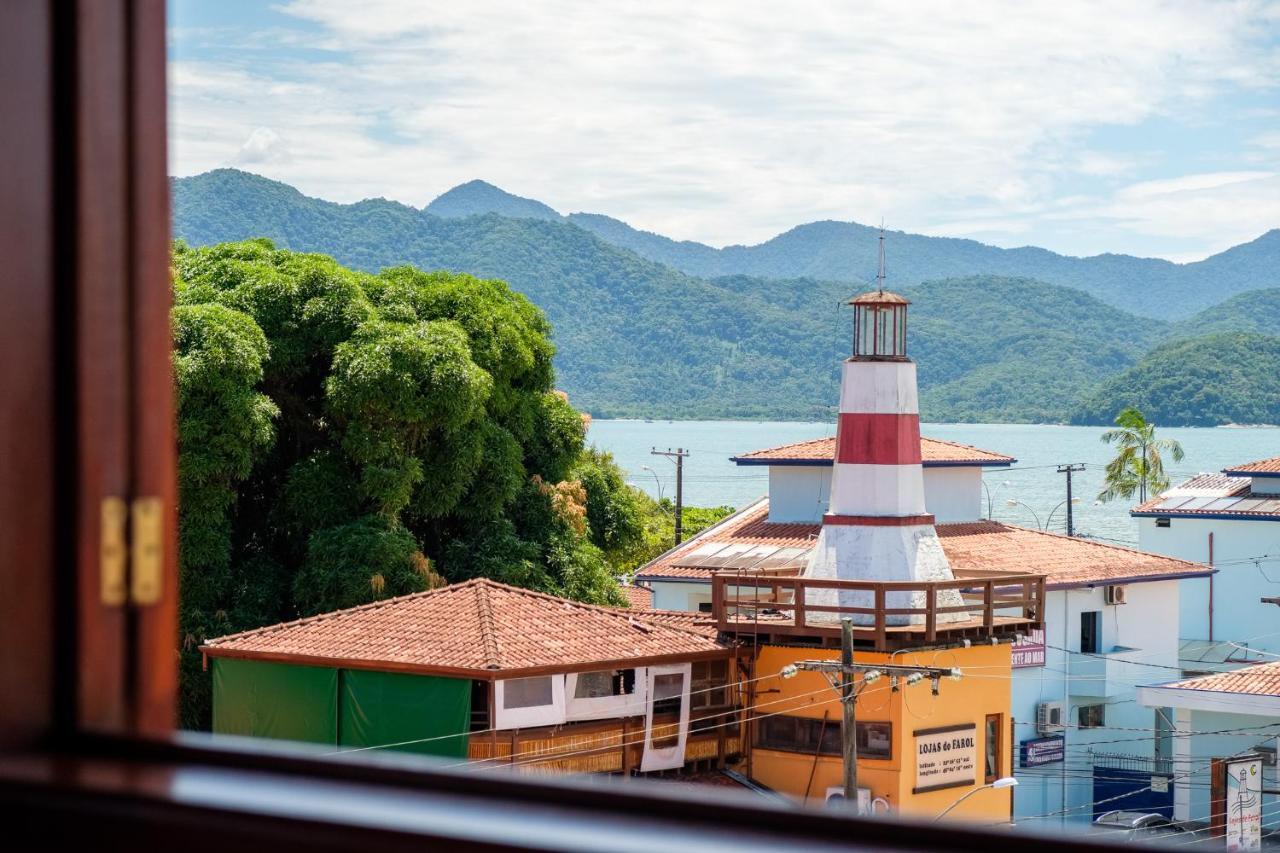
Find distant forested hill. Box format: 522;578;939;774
1072;333;1280;427
569;214;1280;321
1169;289;1280;339
172;169;1276;425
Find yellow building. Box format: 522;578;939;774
711;564;1042;822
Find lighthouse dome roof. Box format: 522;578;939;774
848;289;909;306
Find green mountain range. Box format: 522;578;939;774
172;169;1280;425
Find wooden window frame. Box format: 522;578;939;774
0;3;1135;849
984;713;1003;784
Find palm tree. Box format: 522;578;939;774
1097;407;1185;504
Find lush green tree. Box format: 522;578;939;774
173;241;631;728
1097;407;1185;504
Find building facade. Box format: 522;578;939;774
1134;457;1280;667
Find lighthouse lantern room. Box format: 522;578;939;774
851;289;909;360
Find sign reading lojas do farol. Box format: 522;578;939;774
913;723;978;794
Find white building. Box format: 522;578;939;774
1134;456;1280;668
636;436;1212;823
1139;661;1280;831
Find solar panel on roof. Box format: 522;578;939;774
720;545;782;571
1154;497;1192;510
755;546;811;570
700;543;758;568
1230;498;1269;512
1202;497;1244;511
672;542;732;568
1251;499;1280;514
1178;497;1217;510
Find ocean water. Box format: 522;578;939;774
587;420;1280;547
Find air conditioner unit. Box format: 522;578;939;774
1104;584;1127;605
1037;700;1065;735
825;786;872;814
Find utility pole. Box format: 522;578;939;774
651;447;689;545
784;618;963;814
840;619;858;803
1056;464;1085;536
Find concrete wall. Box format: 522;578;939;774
766;465;984;525
1137;515;1280;653
1175;709;1280;828
1010;581;1184;824
648;579;712;612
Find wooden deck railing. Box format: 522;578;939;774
711;569;1044;648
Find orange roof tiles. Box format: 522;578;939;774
731;435;1014;466
935;521;1211;587
636;498;1211;588
202;578;730;677
1164;661;1280;696
620;584;653;609
1225;456;1280;475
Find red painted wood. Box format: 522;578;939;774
74;0;131;732
834;412;922;465
0;0;55;748
822;513;936;527
128;0;177;735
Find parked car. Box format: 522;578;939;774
1092;811;1187;844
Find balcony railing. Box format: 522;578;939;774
711;569;1045;650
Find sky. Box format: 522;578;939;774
169;1;1280;262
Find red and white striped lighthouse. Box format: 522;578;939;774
803;234;968;625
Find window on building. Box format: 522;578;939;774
1156;517;1171;528
756;715;891;760
1080;610;1101;654
984;714;1003;782
470;680;490;731
572;669;636;699
650;673;686;749
697;602;713;613
503;676;554;709
1078;704;1105;728
690;659;729;710
1154;707;1174;762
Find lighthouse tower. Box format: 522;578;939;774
803;233;968;625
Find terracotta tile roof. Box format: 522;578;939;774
620;584;653;609
1133;472;1280;519
637;498;818;579
731;435;1015;466
935;521;1211;587
1224;455;1280;475
202;579;729;677
623;609;721;640
1163;660;1280;696
636;499;1211;588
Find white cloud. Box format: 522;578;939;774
169;0;1280;258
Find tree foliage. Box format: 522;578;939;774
1095;407;1185;505
173;241;636;728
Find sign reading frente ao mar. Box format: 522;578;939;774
1012;628;1045;668
913;723;977;794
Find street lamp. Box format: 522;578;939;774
1004;498;1042;531
1044;498;1082;534
640;465;664;501
934;777;1018;821
982;479;1013;520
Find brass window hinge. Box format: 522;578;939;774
100;496;128;606
130;497;163;605
100;496;164;607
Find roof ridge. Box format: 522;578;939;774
474;579;502;670
987;520;1209;570
204;578;479;647
467;577;722;645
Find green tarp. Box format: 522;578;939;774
212;658;338;744
339;668;471;758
